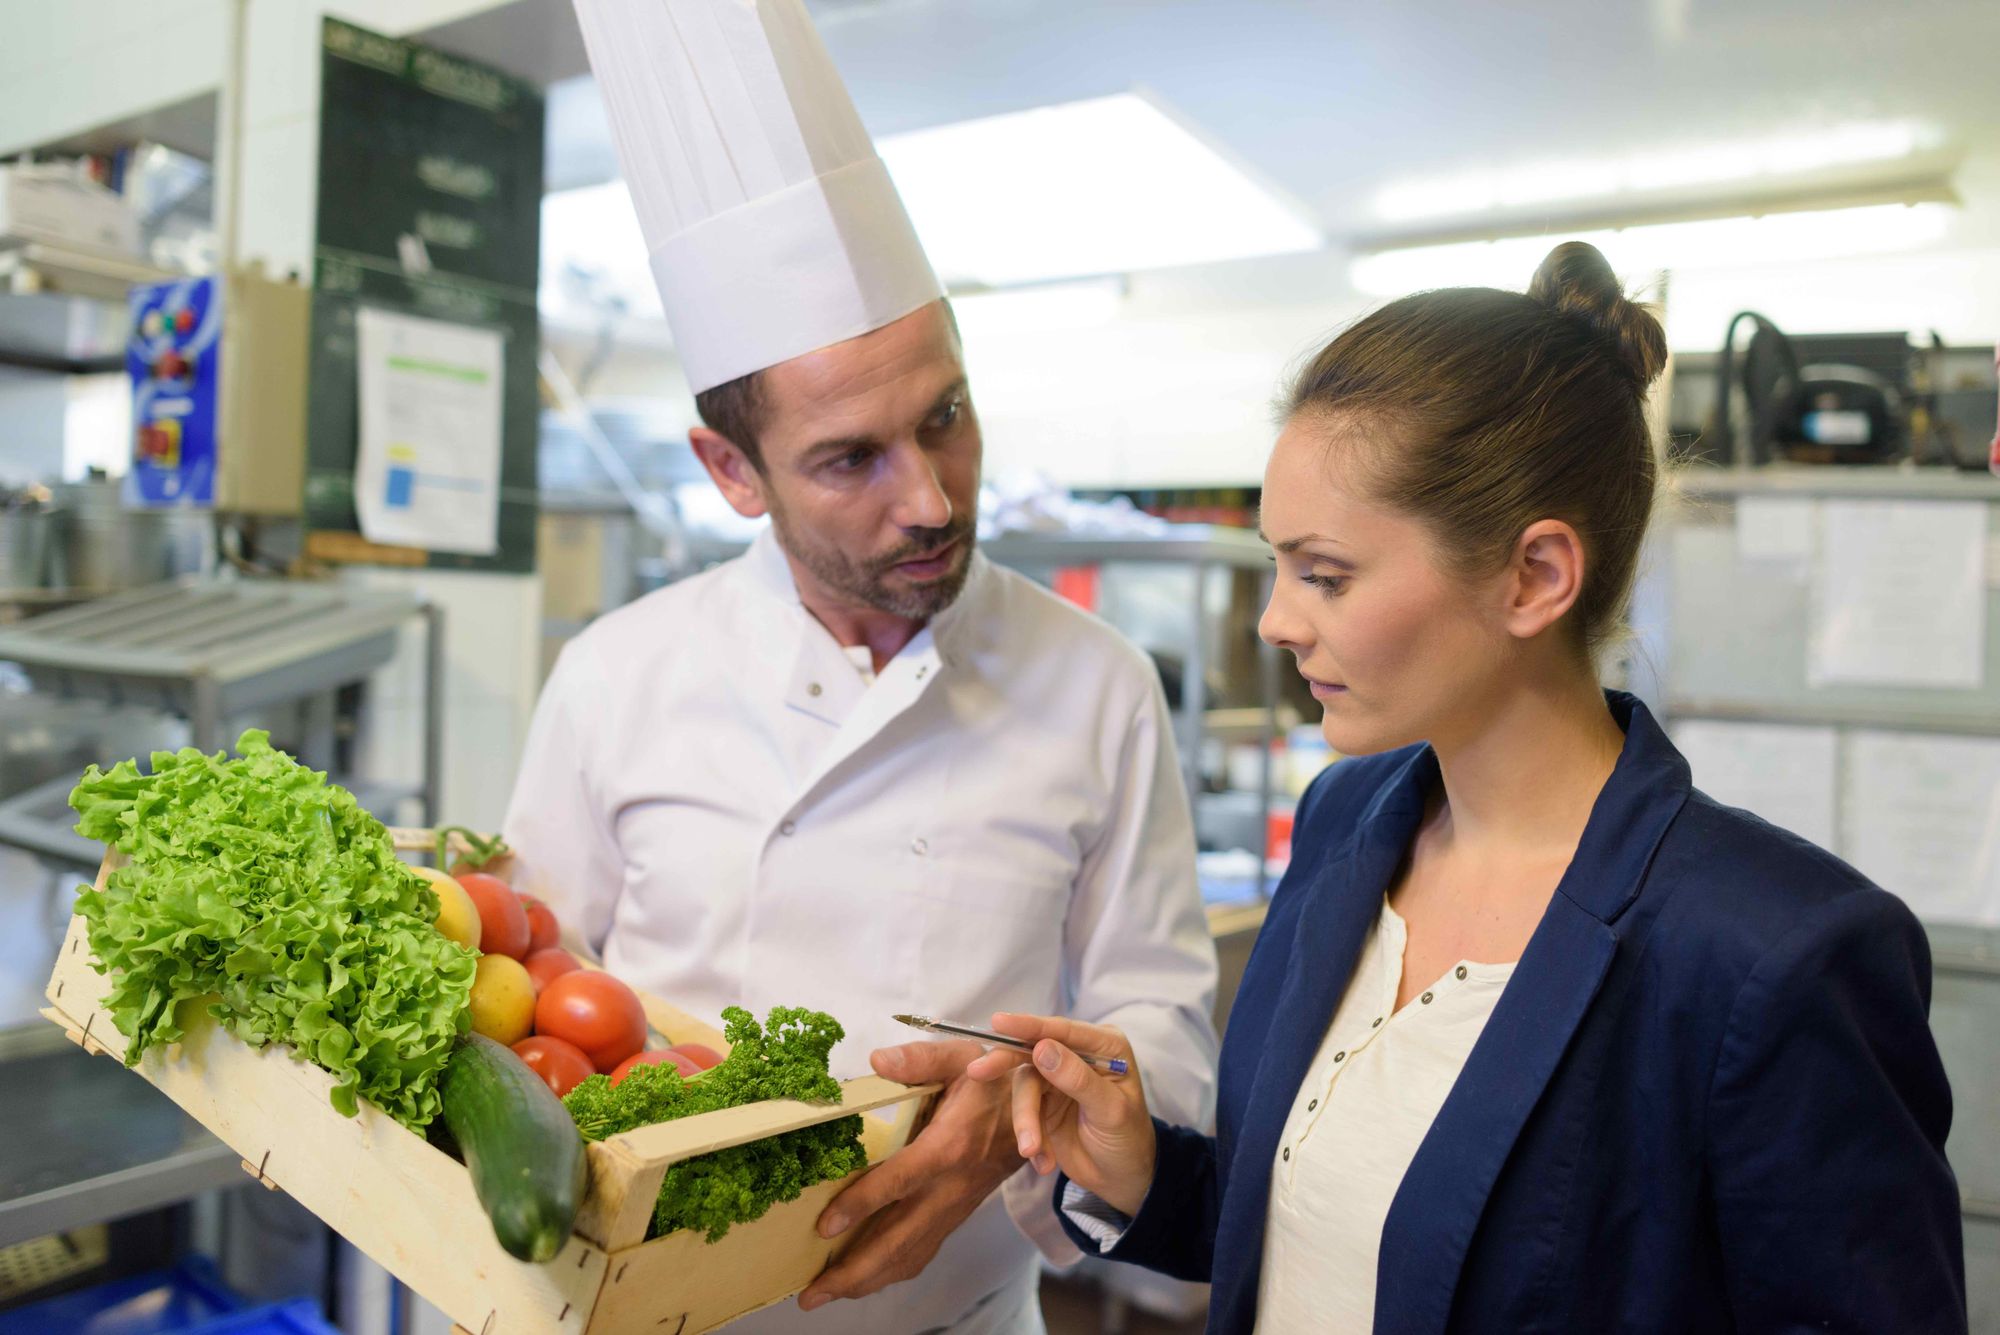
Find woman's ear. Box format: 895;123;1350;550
1503;519;1586;639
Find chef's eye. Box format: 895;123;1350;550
926;400;961;432
832;446;874;473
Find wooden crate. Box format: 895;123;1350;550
42;835;937;1335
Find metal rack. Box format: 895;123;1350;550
0;576;444;867
982;526;1286;898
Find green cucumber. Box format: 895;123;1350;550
440;1033;587;1263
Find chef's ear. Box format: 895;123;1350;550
690;426;771;519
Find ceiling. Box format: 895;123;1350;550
422;0;2000;246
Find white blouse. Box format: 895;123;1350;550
1256;900;1514;1331
1064;899;1514;1333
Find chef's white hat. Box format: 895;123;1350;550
573;0;944;394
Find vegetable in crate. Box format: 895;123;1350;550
441;1033;588;1263
68;731;477;1130
564;1005;868;1242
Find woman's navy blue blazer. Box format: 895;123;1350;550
1060;692;1965;1332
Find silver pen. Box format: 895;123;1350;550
893;1014;1130;1077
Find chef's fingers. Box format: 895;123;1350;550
990;1012;1135;1065
1029;1039;1128;1128
870;1038;983;1087
815;1138;927;1240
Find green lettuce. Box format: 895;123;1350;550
69;730;475;1129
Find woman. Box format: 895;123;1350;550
957;243;1965;1332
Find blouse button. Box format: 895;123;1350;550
1420;991;1434;1005
1282;1147;1291;1161
1371;1016;1383;1027
1332;1051;1345;1063
1455;965;1468;980
1308;1098;1318;1111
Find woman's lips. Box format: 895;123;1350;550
1306;678;1347;700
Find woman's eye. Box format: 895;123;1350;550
1304;572;1349;597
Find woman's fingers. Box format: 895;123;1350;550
991;1013;1135;1065
1030;1039;1131;1127
1010;1063;1044;1159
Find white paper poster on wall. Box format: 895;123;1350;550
1672;719;1838;852
355;307;504;556
1842;729;2000;926
1807;499;1984;690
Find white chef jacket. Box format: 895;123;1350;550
502;529;1219;1335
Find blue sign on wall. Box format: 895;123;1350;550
127;275;220;506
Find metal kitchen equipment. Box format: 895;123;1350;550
0;575;442;866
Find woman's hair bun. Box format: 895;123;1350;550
1527;241;1668;391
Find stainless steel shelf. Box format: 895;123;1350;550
1675;463;2000;503
0;1026;239;1248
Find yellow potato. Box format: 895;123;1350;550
468;954;535;1045
414;865;481;952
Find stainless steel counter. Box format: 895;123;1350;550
0;1025;239;1248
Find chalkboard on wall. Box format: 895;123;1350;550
303;17;542;574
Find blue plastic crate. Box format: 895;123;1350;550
0;1258;242;1335
185;1300;339;1335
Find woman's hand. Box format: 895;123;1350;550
965;1013;1157;1219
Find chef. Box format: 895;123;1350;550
504;2;1219;1331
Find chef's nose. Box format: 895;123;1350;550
887;443;953;531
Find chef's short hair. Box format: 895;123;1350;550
693;300;960;474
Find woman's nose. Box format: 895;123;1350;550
1259;582;1308;654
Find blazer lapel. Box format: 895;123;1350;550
1212;758;1433;1320
1374;693;1691;1335
1373;896;1617;1335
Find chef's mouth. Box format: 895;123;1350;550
892;537;963;577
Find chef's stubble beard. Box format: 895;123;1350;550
767;499;976;621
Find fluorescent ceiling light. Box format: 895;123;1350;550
878;93;1321;288
1349;202;1954;297
1373;121;1933;224
953;277;1126;338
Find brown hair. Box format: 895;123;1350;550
1285;240;1668;655
694;371;769;471
691;299;963;473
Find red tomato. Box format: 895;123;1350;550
518;893;560;954
511;1035;595;1098
458;872;529;959
610;1048;702;1086
668;1043;723;1071
535;971;647;1072
522;947;580;993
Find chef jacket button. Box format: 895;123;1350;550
1455;965;1468;980
911;837;928;856
1282;1147;1291;1161
1307;1098;1318;1111
808;682;823;697
1332;1051;1345;1063
1371;1016;1383;1027
1420;991;1434;1005
780;821;797;837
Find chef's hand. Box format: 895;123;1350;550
965;1013;1157;1219
798;1039;1020;1312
